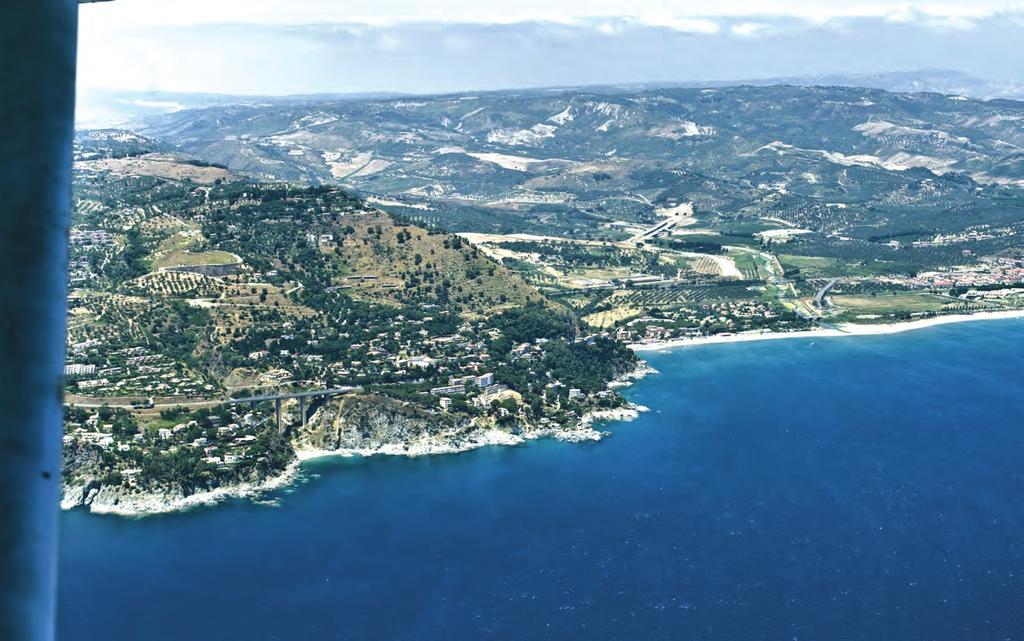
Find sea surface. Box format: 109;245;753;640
59;320;1024;641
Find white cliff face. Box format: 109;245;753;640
294;394;543;458
295;394;455;453
294;393;645;461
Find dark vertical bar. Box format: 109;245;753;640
0;1;78;640
275;399;282;434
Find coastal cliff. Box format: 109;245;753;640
61;434;298;516
61;386;643;516
293;393;614;459
295;394;465;454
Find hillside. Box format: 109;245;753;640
63;140;640;513
120;85;1024;341
70;139;556;390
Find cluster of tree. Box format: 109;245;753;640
181;158;229;170
501;240;639;268
99;227;149;283
133;425;291;495
491;303;574;345
494;337;637;405
654;238;725;255
66;405;140;438
949;281;1024;297
539;338;637;393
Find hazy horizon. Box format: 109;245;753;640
75;66;1024;129
80;2;1024;93
74;0;1024;126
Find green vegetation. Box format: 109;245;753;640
155;249;240;269
64;158;647;509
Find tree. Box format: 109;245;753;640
112;413;138;438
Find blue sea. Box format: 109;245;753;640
59;320;1024;641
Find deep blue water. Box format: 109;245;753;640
59;320;1024;641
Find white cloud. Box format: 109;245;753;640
637;14;722;34
928;15;980;29
884;5;980;28
74;0;1024;96
595;20;625;35
731;22;770;37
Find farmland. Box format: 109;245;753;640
155;249;241;269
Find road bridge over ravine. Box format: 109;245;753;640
227;387;362;434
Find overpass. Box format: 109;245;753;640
227;387;362;434
815;279;839;309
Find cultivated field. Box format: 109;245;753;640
583;306;641;328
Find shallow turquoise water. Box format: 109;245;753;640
59;320;1024;640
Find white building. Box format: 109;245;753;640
407;356;436;369
431;384;465;396
64;363;96;376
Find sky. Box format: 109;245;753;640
78;0;1023;26
76;1;1024;98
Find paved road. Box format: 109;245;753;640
65;386;362;411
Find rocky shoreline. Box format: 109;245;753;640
294;423;607;463
60;427;611;517
62;407;650;518
608;360;659;389
62;360;660;517
61;459;303;517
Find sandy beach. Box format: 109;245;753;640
629;309;1024;352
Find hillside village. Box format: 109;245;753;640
62;141;641;512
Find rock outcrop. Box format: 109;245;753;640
294;393;481;456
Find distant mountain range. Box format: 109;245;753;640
727;70;1024;102
76;89;409;129
107;81;1024;270
77;70;1024;129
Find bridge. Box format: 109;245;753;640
226;387;362;433
815;279;839;309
